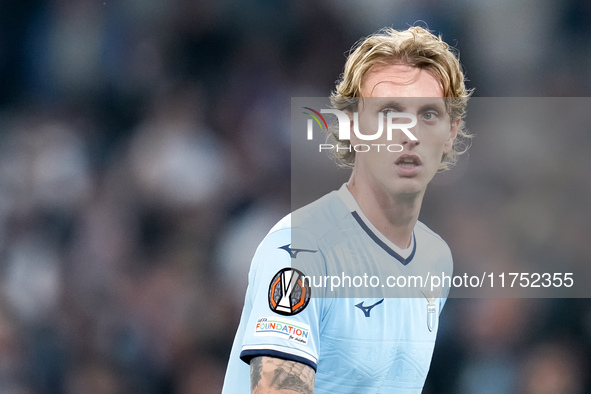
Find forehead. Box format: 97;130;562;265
360;64;444;98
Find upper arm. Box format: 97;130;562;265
239;228;324;372
250;356;315;394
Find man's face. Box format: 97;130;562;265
350;64;459;197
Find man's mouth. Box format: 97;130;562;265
395;155;422;168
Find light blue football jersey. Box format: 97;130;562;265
222;185;452;393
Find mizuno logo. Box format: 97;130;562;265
355;299;384;317
279;244;317;259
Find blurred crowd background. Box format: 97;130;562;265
1;0;591;393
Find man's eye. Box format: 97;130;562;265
422;112;438;121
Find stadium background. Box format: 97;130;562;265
0;0;590;392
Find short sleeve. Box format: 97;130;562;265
239;226;326;372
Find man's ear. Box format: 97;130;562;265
444;118;460;154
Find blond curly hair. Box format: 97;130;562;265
329;26;473;171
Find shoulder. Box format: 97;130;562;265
248;190;347;276
265;190;349;242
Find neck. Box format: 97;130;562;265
346;176;424;249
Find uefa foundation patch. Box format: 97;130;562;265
254;317;310;345
268;268;310;316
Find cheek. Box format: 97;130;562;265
428;126;454;150
419;129;452;165
355;148;392;171
359;114;386;136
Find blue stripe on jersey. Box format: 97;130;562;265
240;349;318;372
351;211;416;265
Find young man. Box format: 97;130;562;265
222;26;472;393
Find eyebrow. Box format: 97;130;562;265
417;102;445;113
378;100;405;112
373;99;445;113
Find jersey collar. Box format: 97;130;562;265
336;184;416;266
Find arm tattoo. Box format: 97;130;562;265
250;356;315;393
250;357;263;392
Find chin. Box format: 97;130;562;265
388;179;425;196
